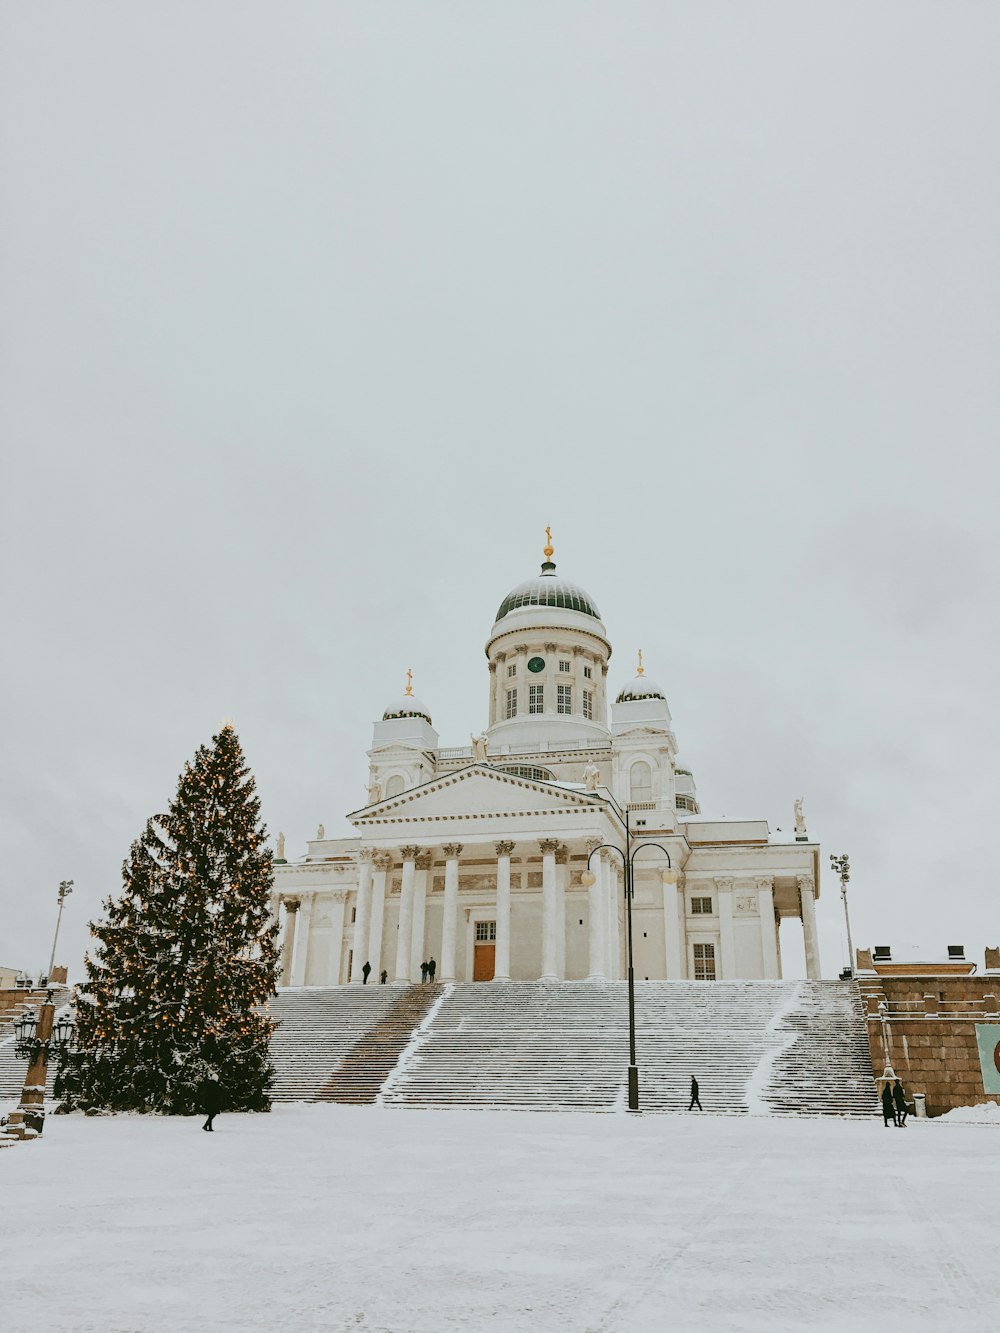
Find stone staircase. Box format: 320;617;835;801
270;980;879;1117
268;985;441;1103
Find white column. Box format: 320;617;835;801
290;892;314;986
351;850;374;984
409;855;430;981
440;843;463;981
279;899;298;987
606;861;622;979
394;848;418;984
328;890;348;984
555;846;568;980
367;853;390;979
799;875;822;980
756;876;780;980
494;841;514;982
540;839;559;980
585;840;607;981
716;877;736;979
664;873;682;979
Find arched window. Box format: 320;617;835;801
384;775;405;799
629;760;653;804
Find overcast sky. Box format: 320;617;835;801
2;4;998;981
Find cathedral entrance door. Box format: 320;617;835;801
473;944;496;982
473;921;497;981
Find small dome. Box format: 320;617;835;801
616;675;666;704
382;695;432;725
495;562;601;623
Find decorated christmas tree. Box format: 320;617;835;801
56;724;280;1113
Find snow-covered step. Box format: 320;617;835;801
268;979;879;1118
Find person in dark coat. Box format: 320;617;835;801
881;1083;896;1127
380;969;387;985
689;1076;703;1111
420;961;429;983
198;1077;225;1132
361;960;371;985
893;1081;909;1127
428;957;436;982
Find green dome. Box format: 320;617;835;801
495;562;601;623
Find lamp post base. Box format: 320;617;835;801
627;1064;640;1113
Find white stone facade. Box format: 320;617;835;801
273;548;823;986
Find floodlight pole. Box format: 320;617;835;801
829;855;854;976
47;879;74;978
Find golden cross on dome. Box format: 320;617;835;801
405;668;413;697
543;526;554;559
636;650;645;677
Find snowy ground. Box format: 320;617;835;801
2;1105;997;1332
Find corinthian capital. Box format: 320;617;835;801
442;843;464;859
400;846;421;861
798;875;815;897
539;839;560;855
495;840;515;857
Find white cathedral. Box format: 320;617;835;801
272;537;823;988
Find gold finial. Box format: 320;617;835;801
405;668;413;697
543;526;554;560
636;650;644;677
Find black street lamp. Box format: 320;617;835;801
4;993;75;1140
583;805;675;1114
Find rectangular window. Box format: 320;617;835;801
559;659;571;673
582;689;593;720
583;665;593;679
507;663;516;677
475;920;497;942
505;688;517;719
557;684;572;714
529;684;544;714
693;943;716;981
691;897;713;915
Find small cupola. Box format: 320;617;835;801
615;650;666;703
382;669;433;725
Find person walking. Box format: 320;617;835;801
420;961;429;983
688;1076;703;1111
428;957;437;982
380;969;387;985
197;1076;225;1132
881;1082;895;1127
361;960;371;985
893;1080;909;1127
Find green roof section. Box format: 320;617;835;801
495;563;601;623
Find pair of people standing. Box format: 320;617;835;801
881;1080;909;1126
419;959;437;983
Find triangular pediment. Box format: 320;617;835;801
348;764;606;826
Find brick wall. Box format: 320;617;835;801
860;975;1000;1117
